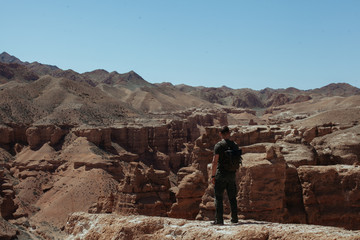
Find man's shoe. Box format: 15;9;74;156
231;219;238;224
211;221;224;225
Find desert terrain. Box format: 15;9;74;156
1;52;360;239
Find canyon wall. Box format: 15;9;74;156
0;113;360;239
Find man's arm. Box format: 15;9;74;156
211;154;219;184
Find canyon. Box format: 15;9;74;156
1;52;360;239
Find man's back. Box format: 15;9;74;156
214;139;241;174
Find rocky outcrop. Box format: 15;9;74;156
91;162;172;217
277;141;316;167
232;126;284;146
0;124;69;151
300;122;340;144
189;127;220;179
237;145;287;222
298;165;360;230
311;125;360;165
72;128;112;150
0;148;17;221
0;158;23;240
65;212;360;240
168;166;206;219
0;169;17;220
26;125;68;149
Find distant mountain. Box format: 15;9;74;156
0;74;137;125
0;52;154;89
1;51;359;124
174;82;360;108
0;52;60;75
0;52;213;124
308;83;360;97
83;70;153;90
0;52;23;64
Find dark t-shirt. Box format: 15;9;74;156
214;139;238;177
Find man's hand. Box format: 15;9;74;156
211;154;219;185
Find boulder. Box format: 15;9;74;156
111;127;151;155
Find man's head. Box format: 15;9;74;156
219;126;230;139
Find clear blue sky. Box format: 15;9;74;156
1;0;359;90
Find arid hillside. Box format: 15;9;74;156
0;52;214;120
1;52;360;239
174;82;360;108
1;51;359;124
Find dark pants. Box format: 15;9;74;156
214;172;238;223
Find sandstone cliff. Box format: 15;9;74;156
1;118;359;239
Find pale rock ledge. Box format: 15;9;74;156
65;212;360;240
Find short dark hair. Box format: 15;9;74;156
220;126;230;134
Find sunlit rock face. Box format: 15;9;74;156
1;117;360;239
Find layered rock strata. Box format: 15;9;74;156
196;124;360;230
0;118;359;239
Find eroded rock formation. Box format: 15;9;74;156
0;116;359;239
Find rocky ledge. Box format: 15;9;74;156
65;212;360;240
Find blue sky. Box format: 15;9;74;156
1;0;359;90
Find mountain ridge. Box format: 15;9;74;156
1;51;359;122
1;51;359;92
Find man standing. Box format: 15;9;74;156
211;126;239;225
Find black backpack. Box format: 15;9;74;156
220;140;242;172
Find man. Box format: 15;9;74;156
211;126;239;225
